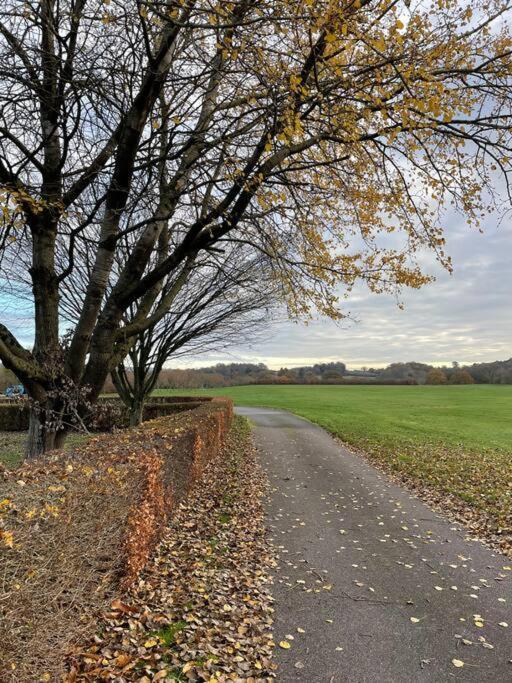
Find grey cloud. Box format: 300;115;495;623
1;219;510;371
183;220;511;369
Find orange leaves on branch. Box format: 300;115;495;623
211;0;512;320
2;0;512;334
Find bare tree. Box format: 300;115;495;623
0;0;511;456
112;249;276;425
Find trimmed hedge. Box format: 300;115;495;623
90;400;203;431
0;403;29;430
98;395;212;405
142;401;202;420
0;397;233;682
0;396;204;431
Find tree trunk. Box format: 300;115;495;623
129;399;144;426
25;406;62;459
54;428;68;450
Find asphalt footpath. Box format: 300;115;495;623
236;406;512;683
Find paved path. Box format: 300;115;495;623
236;407;512;683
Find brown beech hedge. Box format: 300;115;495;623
0;395;212;431
0;397;233;681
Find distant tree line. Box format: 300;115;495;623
7;358;512;395
381;360;512;385
100;358;512;390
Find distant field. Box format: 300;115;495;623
156;384;512;452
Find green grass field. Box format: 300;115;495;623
156;384;512;452
157;384;512;546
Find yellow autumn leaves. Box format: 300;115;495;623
0;499;14;548
0;529;14;548
71;0;512;328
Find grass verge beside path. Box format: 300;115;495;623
346;438;511;556
157;385;512;555
69;416;276;682
156;384;512;451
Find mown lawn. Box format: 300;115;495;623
0;432;27;468
156;384;512;548
0;432;96;468
156;384;512;452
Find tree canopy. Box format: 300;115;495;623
0;0;511;453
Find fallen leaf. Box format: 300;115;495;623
111;599;138;614
114;654;131;667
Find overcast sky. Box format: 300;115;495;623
1;209;510;371
178;212;512;370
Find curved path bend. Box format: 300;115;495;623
236;407;512;683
